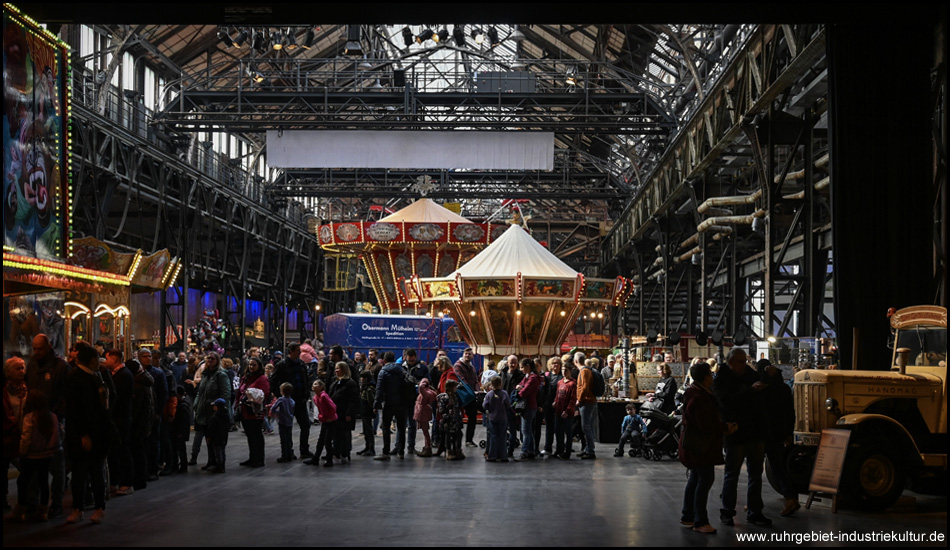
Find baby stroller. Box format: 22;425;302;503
640;408;682;461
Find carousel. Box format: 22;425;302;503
317;199;501;314
403;224;633;357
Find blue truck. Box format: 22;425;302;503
321;313;481;368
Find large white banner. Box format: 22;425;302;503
266;131;554;170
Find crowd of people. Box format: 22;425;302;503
5;334;799;536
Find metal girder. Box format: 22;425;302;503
152;57;676;133
604;24;826;264
270;167;622;201
157;90;673;133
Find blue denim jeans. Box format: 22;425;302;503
578;403;597;454
488;419;507;460
721;440;765;517
683;464;715;526
520;408;537;457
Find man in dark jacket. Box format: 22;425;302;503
129;354;155;490
105;349;135;495
757;358;799;517
373;352;408;460
139;349;168;481
269;343;314;458
713;347;771;527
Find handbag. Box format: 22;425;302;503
456;379;476;407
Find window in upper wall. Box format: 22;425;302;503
144;66;156;110
122;51;134;92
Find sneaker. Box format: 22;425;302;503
746;512;772;526
720;512;734;526
680;518;694;526
465;441;477;447
692;524;717;534
613;449;624;457
90;509;105;524
374;454;391;461
580;453;596;460
66;509;83;523
780;498;801;517
115;486;134;496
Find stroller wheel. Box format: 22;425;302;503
652;450;662;461
628;449;638;458
642;448;653;460
479;440;486;449
669;449;679;459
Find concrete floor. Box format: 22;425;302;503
3;424;947;547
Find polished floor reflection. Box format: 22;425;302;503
4;424;947;547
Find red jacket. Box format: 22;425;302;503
553;379;577;417
678;385;725;469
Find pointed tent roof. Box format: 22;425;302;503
455;224;578;278
378;198;471;224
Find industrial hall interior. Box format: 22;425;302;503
2;2;947;548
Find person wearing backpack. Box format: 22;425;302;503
574;351;598;459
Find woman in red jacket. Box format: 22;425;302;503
679;362;735;534
552;364;577;460
235;358;270;468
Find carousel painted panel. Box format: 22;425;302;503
523;278;575;299
463;279;516;299
366;222;402;243
421;280;458;301
582;279;615;302
402;278;423;304
451;223;486;243
318;225;334;246
334;222;363;244
406;222;446;243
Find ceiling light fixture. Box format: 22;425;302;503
471;28;485;44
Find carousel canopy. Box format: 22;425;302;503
378;198;471;224
455;224;577;279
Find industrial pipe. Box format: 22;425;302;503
696;209;765;233
697;189;762;214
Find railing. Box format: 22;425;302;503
70;70;312;229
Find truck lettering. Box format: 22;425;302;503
862;386;918;395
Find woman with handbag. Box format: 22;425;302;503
235;357;269;468
679;362;736;534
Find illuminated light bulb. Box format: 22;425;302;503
515;309;522;316
469;309;476;317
